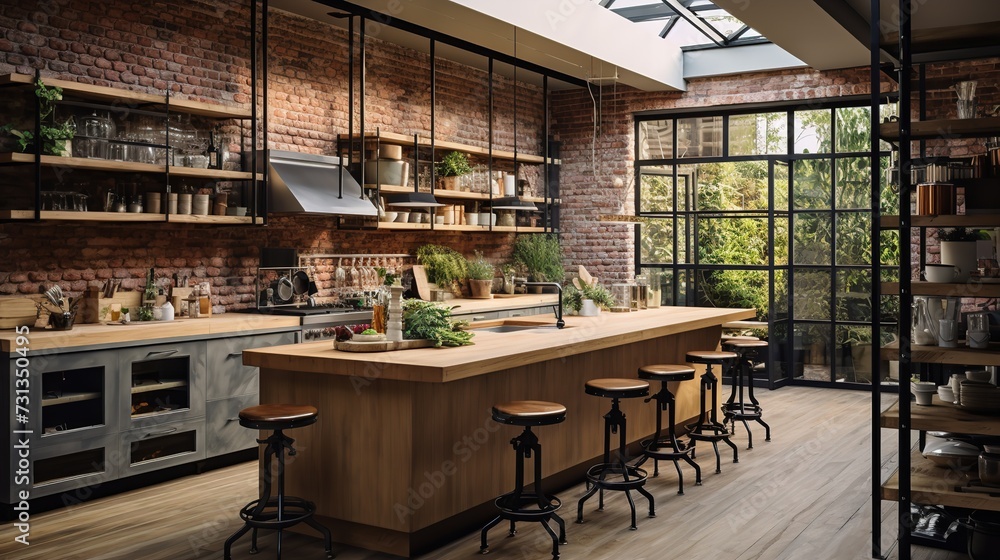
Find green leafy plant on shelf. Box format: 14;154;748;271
402;299;474;347
416;244;467;294
512;234;565;282
0;79;75;156
562;283;615;313
938;227;980;242
435;151;472;177
465;251;495;280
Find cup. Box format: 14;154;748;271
968;329;991;349
938;319;958;347
467;212;479;226
167;192;178;215
177;193;192;215
145;192;161;214
192;194;210;215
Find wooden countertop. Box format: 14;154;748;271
445;293;558;314
244;306;755;383
0;313;300;352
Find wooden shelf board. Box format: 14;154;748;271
434;224;491;232
882;23;1000;58
880;340;1000;366
168;214;261;225
0;210;164;222
41;391;102;407
368;185;559;205
880;214;1000;228
882;281;1000;298
339;133;554;164
0;152;257;179
881;395;1000;434
130;379;188;394
879;116;1000;141
0;73;250;119
881;449;1000;510
377;222;432;230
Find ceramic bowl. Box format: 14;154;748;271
381;211;398;222
937;386;955;403
351;333;386;343
395;212;410;223
966;370;993;383
922;438;979;470
924;264;959;283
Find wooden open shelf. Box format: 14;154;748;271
0;210;262;224
882;448;1000;510
368;184;559;204
882;281;1000;298
377;221;432;230
0;152;258;180
882;22;1000;59
168;214;262;225
41;391;102;407
0;73;251;119
881;395;1000;434
340;131;560;165
880;214;1000;228
879;116;1000;141
131;379;188;394
880;340;1000;366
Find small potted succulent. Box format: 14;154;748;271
563;273;614;316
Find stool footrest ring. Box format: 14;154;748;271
238;497;317;530
495;493;562;521
584;464;649;491
641;438;694;460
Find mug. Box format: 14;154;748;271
923;264;959;283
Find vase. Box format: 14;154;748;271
579;299;600;317
940;240;977;282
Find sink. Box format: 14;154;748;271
473;324;566;333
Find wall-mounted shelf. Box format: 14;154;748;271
0;152;259;180
881;281;1000;298
880;340;1000;366
369;184;559;204
0;209;262;224
339;131;560;164
880;214;1000;228
881;396;1000;434
879;116;1000;141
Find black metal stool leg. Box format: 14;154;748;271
673;460;685;495
480;514;503;553
682;453;703;485
758;417;772;441
224;524;252;560
552;511;567;544
540;517;561;560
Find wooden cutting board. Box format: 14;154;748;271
411;264;431;300
334;338;436;352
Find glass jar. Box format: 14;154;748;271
611;283;631;312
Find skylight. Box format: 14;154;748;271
596;0;769;50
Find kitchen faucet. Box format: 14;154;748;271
524;282;565;329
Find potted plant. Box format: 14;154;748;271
465;251;495;299
938;226;980;282
416;244;467;296
436;151;472;191
0;79;75;157
563;282;615;316
512;234;565;287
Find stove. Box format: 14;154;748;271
252;305;373;339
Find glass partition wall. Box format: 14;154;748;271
635;99;896;387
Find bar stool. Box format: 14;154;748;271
224;404;333;560
481;401;568;559
577;378;654;530
684;351;740;474
633;364;701;495
721;339;771;449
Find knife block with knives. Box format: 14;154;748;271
81;285;142;323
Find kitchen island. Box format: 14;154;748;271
243;305;755;556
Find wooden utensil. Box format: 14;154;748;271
412;265;431;300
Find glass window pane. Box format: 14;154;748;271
795;323;832;381
880;156;897;215
835;106;871;153
774;161;789;211
836;212;871;265
729;112;787;155
693;161;769;211
880;229;900;268
638;165;673;213
836;157;871;210
793;212;832;265
639;119;672;160
793;159;831;210
772;270;788;319
698;217;770;265
678;116;722;158
793;271;831;320
700;269;769;318
836;269;872;322
640;218;674;265
677;216;689;264
837;325;874;383
773;218;790;266
794;109;832;154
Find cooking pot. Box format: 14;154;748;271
272;277;294;305
961;510;1000;560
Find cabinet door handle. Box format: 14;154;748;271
510;313;523;317
145;349;179;359
226;417;242;423
471;316;486;321
228;350;244;359
141;427;178;439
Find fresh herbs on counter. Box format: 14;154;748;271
402;299;473;347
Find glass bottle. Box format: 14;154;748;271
207;130;220;169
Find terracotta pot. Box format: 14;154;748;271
468;279;493;299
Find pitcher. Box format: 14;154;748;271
912;298;937;346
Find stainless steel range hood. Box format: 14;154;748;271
263;150;377;217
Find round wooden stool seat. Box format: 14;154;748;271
492;401;567;426
686;350;738;364
728;340;768;349
585;378;650;399
720;334;759;342
638;364;696;382
239;404;318;430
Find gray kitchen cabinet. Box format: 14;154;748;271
206;393;259;457
118;340;207;430
119;417;205;477
206;331;295;400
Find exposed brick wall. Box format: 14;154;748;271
0;0;535;308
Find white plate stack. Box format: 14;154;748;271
959;381;1000;413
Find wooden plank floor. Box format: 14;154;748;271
0;387;967;560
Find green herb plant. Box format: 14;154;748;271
0;79;75;156
436;151;472;177
416;244;467;294
938;227;980;242
401;299;474;347
562;283;616;313
465;251;495;280
512;234;565;282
